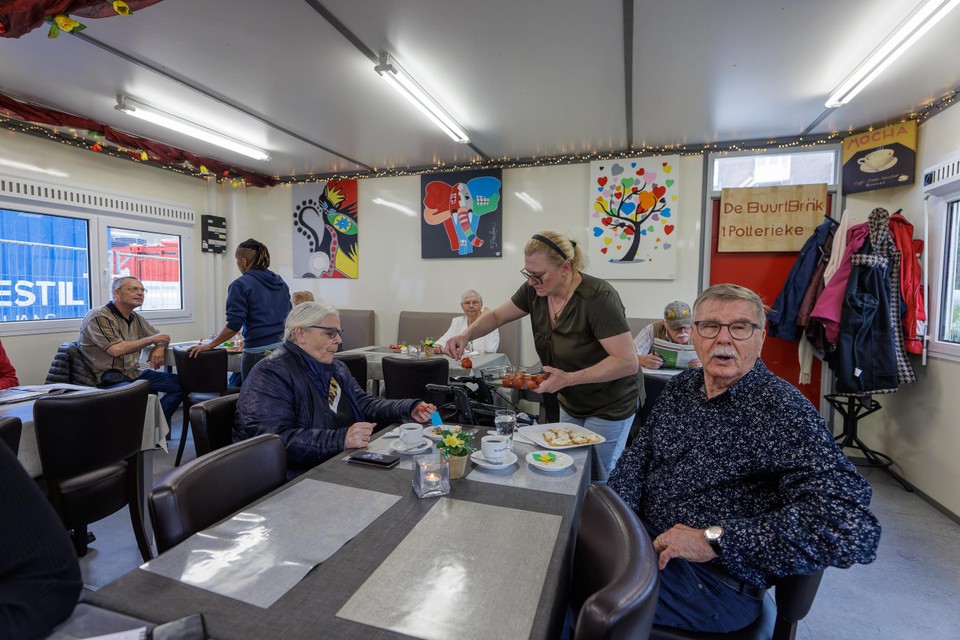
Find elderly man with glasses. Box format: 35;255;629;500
235;301;436;478
77;276;182;426
608;283;881;633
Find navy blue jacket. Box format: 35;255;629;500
234;342;420;477
767;218;835;341
225;269;291;348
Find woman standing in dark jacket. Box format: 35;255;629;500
189;238;292;381
234;301;436;477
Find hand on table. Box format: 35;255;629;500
344;422;376;449
411;402;437;423
652;523;717;570
639;353;663;369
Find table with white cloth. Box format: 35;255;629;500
87;425;593;639
338;346;510;394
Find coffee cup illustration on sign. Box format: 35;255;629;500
858;148;896;172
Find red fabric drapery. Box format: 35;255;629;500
0;93;277;187
0;1;165;38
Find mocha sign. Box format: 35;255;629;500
719;184;827;252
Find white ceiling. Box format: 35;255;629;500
1;0;959;181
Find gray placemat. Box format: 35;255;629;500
142;479;400;608
336;497;561;640
465;437;588;495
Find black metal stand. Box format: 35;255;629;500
825;394;913;491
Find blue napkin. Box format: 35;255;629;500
431;412;443;427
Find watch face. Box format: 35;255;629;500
705;525;724;542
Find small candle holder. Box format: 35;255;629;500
412;453;450;498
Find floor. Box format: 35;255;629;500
77;412;960;638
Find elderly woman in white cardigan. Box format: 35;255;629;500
434;290;500;354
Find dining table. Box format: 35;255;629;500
86;424;593;639
141;340;243;373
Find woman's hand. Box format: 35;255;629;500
187;343;214;358
639;353;663;369
411;402;436;423
534;366;571;394
344;422;376;448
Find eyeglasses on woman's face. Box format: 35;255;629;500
308;325;344;340
520;263;563;285
693;320;759;340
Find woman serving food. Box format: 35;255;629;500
441;230;640;477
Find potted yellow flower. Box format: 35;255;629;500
422;337;437;357
435;427;475;479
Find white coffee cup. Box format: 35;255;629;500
399;424;423;445
481;435;510;463
858;148;894;170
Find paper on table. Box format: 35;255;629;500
652;338;698;369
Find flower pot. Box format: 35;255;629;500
446;453;469;479
423;345;435;358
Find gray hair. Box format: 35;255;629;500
693;284;767;326
461;289;482;304
111;276;141;293
284;300;340;341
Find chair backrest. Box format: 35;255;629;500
381;355;449;404
627;317;660;338
44;341;97;387
172;346;228;396
149;434;287;553
338;309;376;351
397;310;522;365
34;381;150;480
333;353;368;388
189;394;239;458
573;484;659;640
772;571;824;639
0;415;23;454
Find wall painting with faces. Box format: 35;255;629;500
421;169;503;259
292;180;359;278
587;155;680;280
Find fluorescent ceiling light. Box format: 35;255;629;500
115;95;271;161
374;53;470;144
825;0;960;108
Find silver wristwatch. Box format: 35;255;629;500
704;525;724;553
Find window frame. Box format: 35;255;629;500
707;146;841;195
0;174;195;336
926;192;960;363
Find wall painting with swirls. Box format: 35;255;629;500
292;180;359;278
421;169;502;259
588;155;680;280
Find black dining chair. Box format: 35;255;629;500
572;484;659;639
0;415;23;454
189;394;239;458
381;355;449;406
33;380;153;560
172;346;232;466
333;353;368;390
650;570;824;640
149;434;287;553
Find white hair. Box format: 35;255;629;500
283;301;339;341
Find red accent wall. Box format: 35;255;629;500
708;198;830;406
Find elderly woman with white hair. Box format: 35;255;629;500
434;289;500;354
235;301;436;477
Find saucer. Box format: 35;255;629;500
859;156;897;173
526;451;574;472
470;450;518;469
389;438;431;454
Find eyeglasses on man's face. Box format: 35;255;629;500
520;263;562;285
123;286;147;294
693;320;759;340
309;325;344;339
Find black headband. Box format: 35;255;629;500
532;234;569;261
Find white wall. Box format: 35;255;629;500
247;159;704;366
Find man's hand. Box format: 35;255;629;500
344;422;376;449
639;353;663;369
652;523;718;570
148;346;166;370
442;334;470;359
152;333;171;347
688;358;702;369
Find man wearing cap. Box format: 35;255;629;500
633;300;701;369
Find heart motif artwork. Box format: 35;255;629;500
587;155;680;280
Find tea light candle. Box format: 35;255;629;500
413;454;450;498
424;472;441;483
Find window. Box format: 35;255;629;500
0;174;194;335
0;208;90;322
938;199;960;344
712;150;838;191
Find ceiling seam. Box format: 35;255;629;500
802;107;838;136
69;31;373;171
623;0;634;149
303;0;491;162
